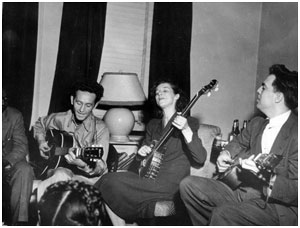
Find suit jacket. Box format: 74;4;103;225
2;107;29;166
225;112;298;225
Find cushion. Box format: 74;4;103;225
191;123;221;178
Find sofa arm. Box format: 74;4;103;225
191;123;221;178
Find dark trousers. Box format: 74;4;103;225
3;160;34;224
179;176;279;225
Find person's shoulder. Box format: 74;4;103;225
47;110;71;118
93;115;108;129
6;106;22;115
187;116;200;130
148;118;161;126
93;114;105;123
287;111;298;131
5;106;23;119
187;116;198;123
249;116;266;124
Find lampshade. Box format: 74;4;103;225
99;72;146;106
99;72;146;142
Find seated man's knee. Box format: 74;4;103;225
51;167;73;181
179;176;198;199
13;161;34;178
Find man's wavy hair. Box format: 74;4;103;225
269;64;298;110
149;78;189;118
71;80;104;104
38;180;106;226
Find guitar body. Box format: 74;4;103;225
39;130;74;179
39;129;103;180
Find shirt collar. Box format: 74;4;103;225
67;110;94;131
268;110;291;128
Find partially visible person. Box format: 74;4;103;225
180;64;298;225
96;78;207;225
38;180;106;225
2;88;35;225
33;80;109;202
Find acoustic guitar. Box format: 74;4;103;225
38;129;103;179
138;79;219;179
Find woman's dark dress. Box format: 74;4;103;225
96;116;206;220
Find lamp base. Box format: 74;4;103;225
110;135;130;143
104;107;135;143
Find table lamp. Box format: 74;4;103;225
99;72;146;142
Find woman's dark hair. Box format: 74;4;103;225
38;180;105;226
269;64;298;110
71;80;104;104
149;78;189;118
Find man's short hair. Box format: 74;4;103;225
71;80;104;104
269;64;298;110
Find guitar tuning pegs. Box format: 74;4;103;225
214;85;219;91
207;92;211;97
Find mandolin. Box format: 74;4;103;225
138;79;219;179
217;153;283;189
38;129;103;179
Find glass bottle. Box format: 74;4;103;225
228;119;240;141
241;120;248;133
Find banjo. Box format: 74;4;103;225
138;79;219;179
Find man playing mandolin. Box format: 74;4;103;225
95;78;207;225
33;80;109;202
180;64;298;225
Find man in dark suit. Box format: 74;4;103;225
2;89;35;225
180;64;298;225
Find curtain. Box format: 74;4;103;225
149;3;192;101
2;3;38;130
30;3;63;128
48;3;107;114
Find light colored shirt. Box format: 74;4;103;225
33;109;110;172
261;110;291;154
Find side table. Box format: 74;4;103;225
108;135;143;171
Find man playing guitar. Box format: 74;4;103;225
33;80;109;202
180;64;298;226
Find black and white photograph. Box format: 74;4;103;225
2;2;297;226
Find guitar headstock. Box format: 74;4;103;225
199;79;219;97
82;147;104;161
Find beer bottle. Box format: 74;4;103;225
241;120;248;133
228;119;240;141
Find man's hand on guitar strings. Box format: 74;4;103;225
239;154;272;182
39;140;51;159
239;155;260;174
